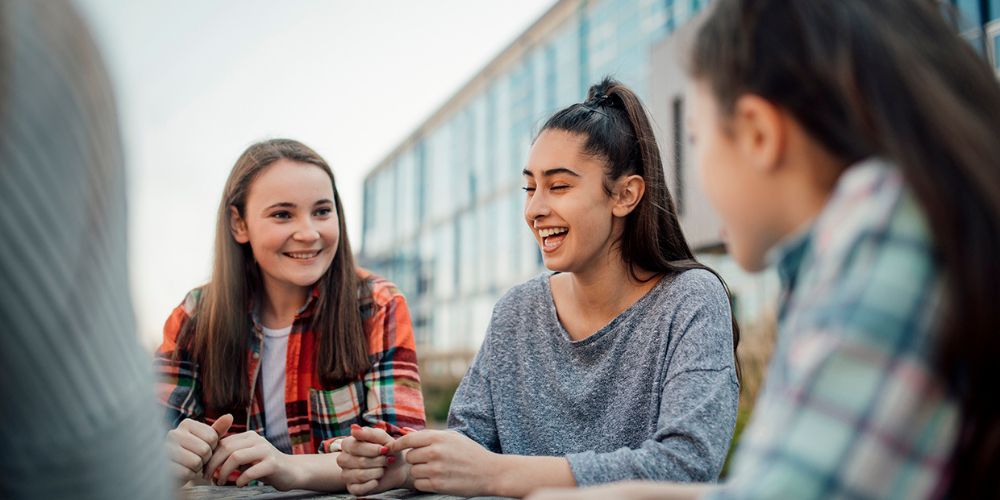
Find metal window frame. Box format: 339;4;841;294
988;20;1000;78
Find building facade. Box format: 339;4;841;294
361;0;999;354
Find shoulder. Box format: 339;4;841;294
658;268;730;315
179;286;206;316
159;286;206;354
356;267;405;312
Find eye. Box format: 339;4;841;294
271;211;292;220
314;207;333;217
550;184;569;191
521;186;536;194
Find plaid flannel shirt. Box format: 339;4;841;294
711;159;959;499
155;268;426;455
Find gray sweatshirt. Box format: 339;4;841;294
447;269;739;486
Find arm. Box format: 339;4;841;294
154;297;205;428
349;290;425;444
445;324;500;451
567;271;739;485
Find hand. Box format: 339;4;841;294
389;429;500;497
204;430;297;490
336;424;406;496
165;414;233;484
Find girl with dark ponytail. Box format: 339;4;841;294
531;0;1000;499
337;78;741;497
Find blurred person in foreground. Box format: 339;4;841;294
0;1;172;498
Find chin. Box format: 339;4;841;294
731;247;768;273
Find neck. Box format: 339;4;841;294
565;244;657;318
773;126;846;240
260;278;309;329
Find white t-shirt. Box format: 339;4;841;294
261;325;293;454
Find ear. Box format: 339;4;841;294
229;205;249;244
732;94;785;174
611;174;645;217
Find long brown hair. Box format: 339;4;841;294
185;138;370;409
690;0;1000;495
538;77;741;382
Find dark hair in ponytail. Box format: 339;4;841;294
690;0;1000;495
538;76;741;382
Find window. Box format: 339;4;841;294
989;21;1000;75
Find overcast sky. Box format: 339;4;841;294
73;0;558;349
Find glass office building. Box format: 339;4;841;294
361;0;999;353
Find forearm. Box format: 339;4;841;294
286;452;347;492
493;455;576;498
614;481;712;500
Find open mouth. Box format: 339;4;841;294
284;250;321;260
538;227;568;252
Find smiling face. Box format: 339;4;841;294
230;158;340;299
523;129;623;273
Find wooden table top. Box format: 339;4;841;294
183;485;511;500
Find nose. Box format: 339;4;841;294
293;220;320;242
523;189;550;226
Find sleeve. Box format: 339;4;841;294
153;298;205;429
350;290;426;443
446;322;501;452
567;271;740;485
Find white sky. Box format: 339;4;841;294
73;0;558;350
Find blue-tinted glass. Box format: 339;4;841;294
994;32;1000;68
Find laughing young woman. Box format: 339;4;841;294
337;78;741;498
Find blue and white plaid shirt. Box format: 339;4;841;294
710;158;959;499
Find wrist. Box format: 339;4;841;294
283;452;308;488
487;452;513;497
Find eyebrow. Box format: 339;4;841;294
263;199;334;211
521;167;581;178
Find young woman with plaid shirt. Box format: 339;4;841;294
154;139;425;491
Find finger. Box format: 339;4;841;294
337;451;388;470
350;424;394;446
347;479;379;496
217;447;264;486
235;459;273;487
204;436;257;480
166;441;203;473
342;438;388;458
403;445;441;466
177;419;221;448
389;430;438;454
210;414;235;443
413;478;435;492
347;466;385;484
174;431;213;465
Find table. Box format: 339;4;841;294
184;485;512;500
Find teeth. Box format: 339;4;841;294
287;251;319;259
538;227;568;238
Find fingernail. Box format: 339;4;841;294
402;426;416;433
351;424;361;430
387;455;396;465
379;446;389;455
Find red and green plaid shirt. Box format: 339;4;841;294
154;268;425;454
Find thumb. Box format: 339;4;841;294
211;413;234;438
351;424;394;446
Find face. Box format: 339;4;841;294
231;159;340;298
523;129;621;273
687;81;781;272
